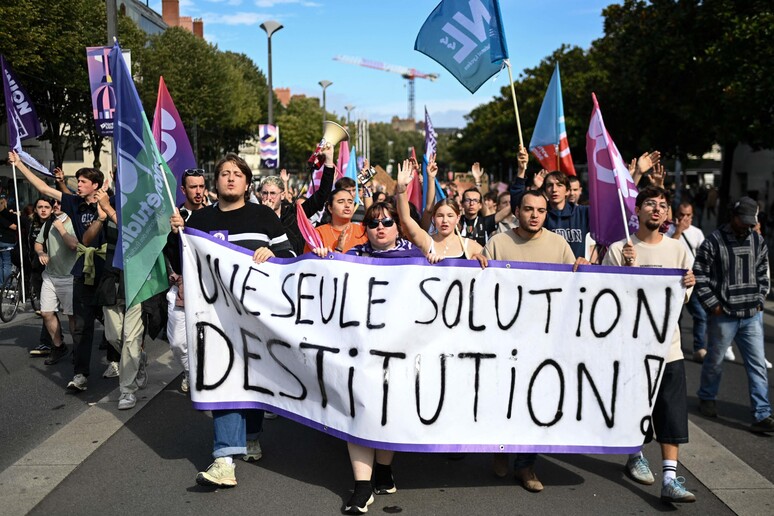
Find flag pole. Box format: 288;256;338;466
157;160;187;248
617;188;632;244
504;59;524;147
10;164;27;305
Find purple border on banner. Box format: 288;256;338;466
191;401;641;455
184;227;685;276
184;227;670;455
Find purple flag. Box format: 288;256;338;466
86;46;116;136
152;76;197;206
1;54;50;176
422;107;445;207
586;93;638;247
424;106;437;158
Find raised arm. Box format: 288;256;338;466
632;150;660;186
358;158;374;210
303;144;335;217
395;159;432;254
508;144;529;210
8;151;62;201
53;167;70;194
420;155;438;231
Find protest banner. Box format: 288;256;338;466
183;229;685;454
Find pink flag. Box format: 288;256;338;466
336;141;350;182
152;77;197;206
296;202;323;250
405;147;423;212
586;93;639;247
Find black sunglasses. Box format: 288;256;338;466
184;168;205;176
366;217;395;229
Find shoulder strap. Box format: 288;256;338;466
681;233;695;256
41;219;54;251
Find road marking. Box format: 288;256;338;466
682;420;774;514
0;350;181;516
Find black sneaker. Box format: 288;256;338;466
750;415;774;433
29;344;51;357
44;344;68;365
344;483;374;514
699;399;717;418
373;464;397;495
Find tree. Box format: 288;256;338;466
276;96;327;172
0;0;110;167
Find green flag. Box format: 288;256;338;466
110;43;175;307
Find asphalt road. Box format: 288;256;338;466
1;302;772;515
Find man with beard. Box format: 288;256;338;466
473;190;584;492
603;186;697;503
170;153;294;488
164;168;207;393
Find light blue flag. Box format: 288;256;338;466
345;145;361;204
415;0;509;93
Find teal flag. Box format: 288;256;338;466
415;0;509;93
109;43;175;308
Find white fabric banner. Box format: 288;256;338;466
183;229;686;454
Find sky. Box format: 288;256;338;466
148;0;613;128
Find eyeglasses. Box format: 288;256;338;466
462;198;480;204
366;217;396;229
260;191;282;197
642;200;669;211
184;168;205;177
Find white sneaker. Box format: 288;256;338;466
66;374;88;392
102;361;119;378
118;392;136;410
724;347;736;362
243;439;262;462
196;458;237;487
766;358;773;369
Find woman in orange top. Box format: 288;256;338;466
304;188;367;253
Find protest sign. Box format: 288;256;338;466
183;229;685;454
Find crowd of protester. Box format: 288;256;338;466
4;141;774;513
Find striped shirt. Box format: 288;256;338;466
693;224;769;318
187;202;295;257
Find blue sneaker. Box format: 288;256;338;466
661;476;696;503
625;455;654;485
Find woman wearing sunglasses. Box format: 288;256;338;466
394;157;482;263
311;201;421;513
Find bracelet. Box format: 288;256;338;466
334;247;343;252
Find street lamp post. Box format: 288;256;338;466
260;20;283;127
319;80;332;131
344;104;355;126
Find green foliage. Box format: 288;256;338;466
0;0;109;166
368;123;424;172
449;0;773;184
276;96;326;172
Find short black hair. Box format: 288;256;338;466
635;186;670;208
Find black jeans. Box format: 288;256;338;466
72;277;100;377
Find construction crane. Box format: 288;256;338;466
333;55;439;121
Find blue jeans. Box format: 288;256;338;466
685;292;708;352
0;242;14;285
698;312;771;422
212;409;264;458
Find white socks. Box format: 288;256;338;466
662;459;677;485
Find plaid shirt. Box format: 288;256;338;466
693;224;770;318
